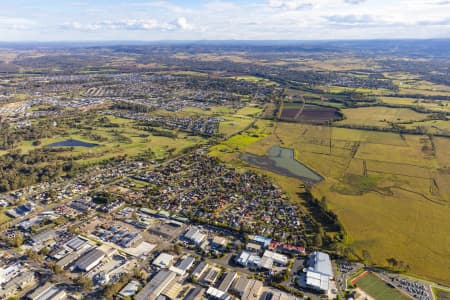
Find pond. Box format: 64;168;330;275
240;146;323;184
46;139;99;148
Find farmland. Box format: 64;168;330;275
338;106;429;128
213;120;450;285
280;102;341;123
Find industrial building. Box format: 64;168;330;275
170;256;195;276
118;280;140;298
235;251;260;268
218;272;237;292
242;279;263;300
262;250;288;266
74;248;105;272
303;251;333;292
27;283;66;300
152;253;174;269
206;287;232;300
134;269;176;300
29;229;57;245
184;227;206;245
191;261;207;279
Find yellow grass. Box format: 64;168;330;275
338;107;428;128
213;120;450;285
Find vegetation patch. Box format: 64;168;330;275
353;272;409;300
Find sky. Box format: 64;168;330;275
0;0;450;41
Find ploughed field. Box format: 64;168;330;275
280;103;341;123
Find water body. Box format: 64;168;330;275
240;146;323;184
47;139;99;148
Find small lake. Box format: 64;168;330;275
47;139;99;148
240;146;323;184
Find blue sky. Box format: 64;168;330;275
0;0;449;41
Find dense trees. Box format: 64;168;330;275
0;148;81;192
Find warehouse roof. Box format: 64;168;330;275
66;236;88;251
30;229;56;245
152;253;174;269
74;248;105;271
307;251;333;277
134;269;176;300
176;256;195;271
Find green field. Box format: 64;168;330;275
15;115;207;164
355;273;409;300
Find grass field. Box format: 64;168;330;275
355;273;409;300
212;120;450;285
15;115;207;164
379;97;450;113
338;107;429;128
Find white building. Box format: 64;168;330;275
184;227;206;245
262;250;288;266
303;251;333;292
152;253;175;269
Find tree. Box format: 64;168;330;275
313;234;323;248
75;276;93;291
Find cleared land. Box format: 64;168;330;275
280;103;340;123
338;106;429;128
212;120;450;285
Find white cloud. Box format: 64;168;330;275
268;0;313;10
174;17;194;31
61;17;195;32
0;17;35;30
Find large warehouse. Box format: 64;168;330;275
134;269;176;300
74;248;105;272
304;251;333;292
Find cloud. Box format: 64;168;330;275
61;17;194;32
174;17;194;31
325;14;378;26
268;0;313;10
416;18;450;26
0;17;35;30
344;0;367;4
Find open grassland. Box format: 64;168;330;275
179;105;236;115
338;107;429;128
218;115;256;136
229;75;279;86
235;105;263;117
402;120;450;135
379;97;450;113
212;120;450;285
354;273;409;300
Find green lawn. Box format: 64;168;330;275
356;273;409;300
